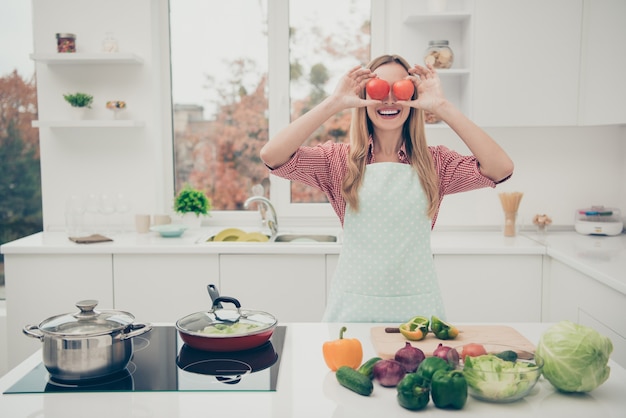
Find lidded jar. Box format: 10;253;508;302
424;40;454;69
56;33;76;53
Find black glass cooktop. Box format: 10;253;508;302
4;325;286;394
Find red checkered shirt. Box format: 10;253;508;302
270;140;504;228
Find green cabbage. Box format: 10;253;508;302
536;321;613;393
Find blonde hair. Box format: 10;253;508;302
341;54;439;219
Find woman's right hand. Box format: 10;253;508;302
331;66;381;110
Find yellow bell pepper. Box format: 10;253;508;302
323;326;363;371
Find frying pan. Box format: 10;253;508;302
175;286;277;352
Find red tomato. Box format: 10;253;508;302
392;79;415;101
366;78;390;100
461;343;487;358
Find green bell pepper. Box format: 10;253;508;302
431;369;468;410
431;316;459;340
416;356;452;382
396;373;430;411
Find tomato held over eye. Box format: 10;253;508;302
366;78;390;100
392;79;415;101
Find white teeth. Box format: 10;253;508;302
379;109;400;115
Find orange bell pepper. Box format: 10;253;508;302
323;326;363;371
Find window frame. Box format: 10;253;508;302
168;0;379;228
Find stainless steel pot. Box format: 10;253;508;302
23;300;152;382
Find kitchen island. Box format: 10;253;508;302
0;322;625;418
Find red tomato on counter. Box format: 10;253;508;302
461;343;487;358
366;78;390;100
392;79;415;101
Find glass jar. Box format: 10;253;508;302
424;40;454;69
56;33;76;53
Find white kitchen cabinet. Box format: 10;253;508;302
577;0;626;125
112;254;219;322
472;0;583;126
434;254;543;322
4;254;113;368
219;254;327;322
543;258;626;367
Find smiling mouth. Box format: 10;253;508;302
377;108;401;117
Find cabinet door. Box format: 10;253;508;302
545;258;626;367
5;254;113;369
578;0;626;125
434;254;542;322
220;254;326;322
472;0;582;126
113;254;219;322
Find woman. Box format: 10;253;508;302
260;55;514;322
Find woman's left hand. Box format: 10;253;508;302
403;64;447;114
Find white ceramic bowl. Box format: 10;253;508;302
150;224;188;238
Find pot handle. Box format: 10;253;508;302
23;325;44;341
120;323;153;340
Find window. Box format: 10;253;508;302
170;0;371;221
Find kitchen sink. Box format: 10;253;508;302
199;229;338;244
272;234;337;243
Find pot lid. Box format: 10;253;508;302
38;300;135;336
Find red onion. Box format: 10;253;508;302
372;359;406;387
433;343;452;360
395;342;425;373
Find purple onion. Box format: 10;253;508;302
395;342;425;373
433;343;452;360
373;359;406;387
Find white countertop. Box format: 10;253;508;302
1;322;624;418
525;231;626;295
0;229;546;255
3;229;623;296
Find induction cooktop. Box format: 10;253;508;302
4;325;286;394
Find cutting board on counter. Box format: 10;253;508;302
370;325;536;359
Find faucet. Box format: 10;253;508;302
244;196;278;238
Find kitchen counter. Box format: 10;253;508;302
0;322;624;418
0;229;547;255
528;231;626;295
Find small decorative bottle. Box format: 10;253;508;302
102;32;119;53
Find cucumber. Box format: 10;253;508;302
357;357;382;379
495;350;518;362
336;366;374;396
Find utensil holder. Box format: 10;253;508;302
504;211;517;237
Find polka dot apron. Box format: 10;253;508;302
322;163;446;322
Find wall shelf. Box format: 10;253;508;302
404;12;472;24
30;53;143;65
32;120;145;128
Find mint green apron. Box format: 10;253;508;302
322;163;446;323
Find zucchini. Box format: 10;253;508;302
336;366;374;396
357;357;382;379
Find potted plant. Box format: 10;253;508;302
63;92;94;120
63;92;94;108
174;185;211;226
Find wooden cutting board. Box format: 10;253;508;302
370;325;536;359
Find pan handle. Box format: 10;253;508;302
23;325;44;341
120;323;153;340
212;296;242;310
207;284;223;308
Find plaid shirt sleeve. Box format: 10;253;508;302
269;141;349;222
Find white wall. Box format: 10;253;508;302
429;125;625;229
31;0;625;232
32;0;173;231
